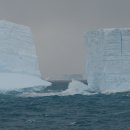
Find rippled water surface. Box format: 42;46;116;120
0;81;130;130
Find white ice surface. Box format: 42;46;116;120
0;20;40;76
0;73;51;91
0;20;51;90
85;28;130;92
61;80;91;95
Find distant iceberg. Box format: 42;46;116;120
85;28;130;93
0;20;51;91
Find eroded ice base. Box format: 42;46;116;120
0;73;51;91
19;79;130;97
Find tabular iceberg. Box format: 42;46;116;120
85;28;130;93
0;20;51;91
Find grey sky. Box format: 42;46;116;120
0;0;130;79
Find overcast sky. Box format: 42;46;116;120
0;0;130;79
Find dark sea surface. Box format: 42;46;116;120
0;81;130;130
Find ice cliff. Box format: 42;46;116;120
85;28;130;93
0;20;51;91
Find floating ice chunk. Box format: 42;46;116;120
0;20;51;90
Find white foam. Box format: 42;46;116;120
20;80;96;97
100;85;130;94
61;80;92;96
19;79;130;97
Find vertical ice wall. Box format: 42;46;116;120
0;20;40;76
85;28;130;92
0;20;51;90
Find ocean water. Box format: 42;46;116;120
0;81;130;130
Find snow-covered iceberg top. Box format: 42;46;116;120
0;20;51;90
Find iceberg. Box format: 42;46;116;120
0;20;51;91
85;28;130;93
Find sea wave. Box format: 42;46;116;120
20;80;130;97
1;80;130;97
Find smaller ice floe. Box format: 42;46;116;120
20;80;96;97
0;73;51;91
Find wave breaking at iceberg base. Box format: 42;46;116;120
19;80;97;97
18;80;130;97
1;79;130;97
100;86;130;94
